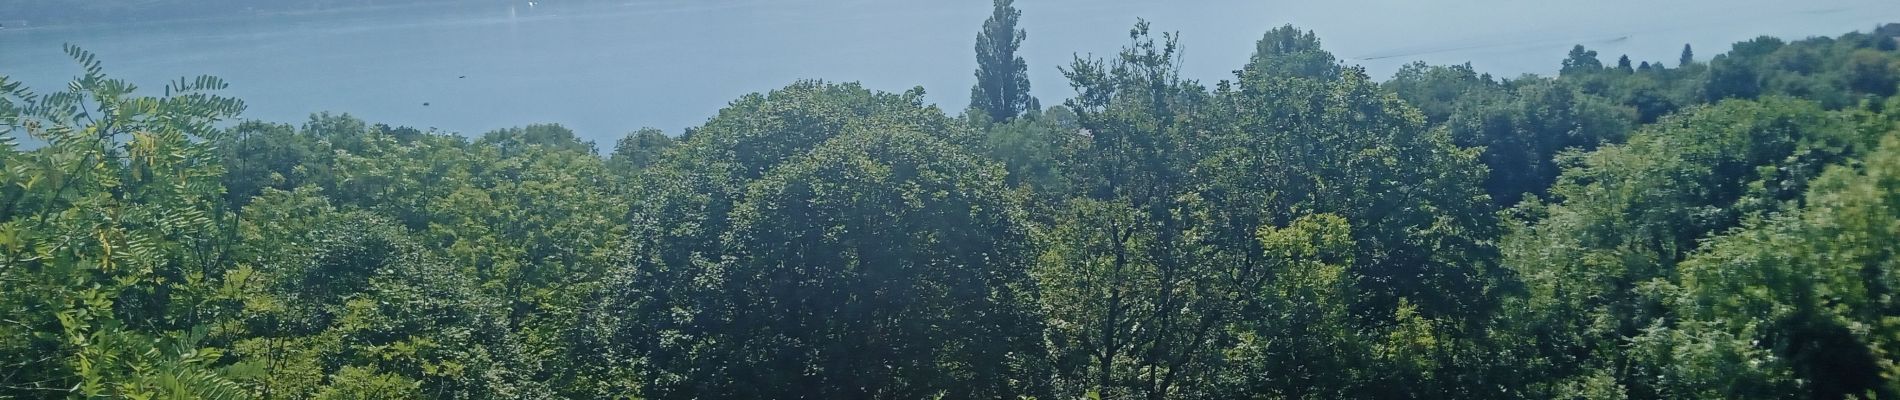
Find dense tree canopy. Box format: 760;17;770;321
6;9;1900;400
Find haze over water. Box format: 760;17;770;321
3;0;1896;143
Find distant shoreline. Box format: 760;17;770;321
0;0;499;33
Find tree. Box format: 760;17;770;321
1443;78;1636;205
1384;61;1503;124
219;120;330;206
724;129;1045;398
607;127;673;172
478;123;595;157
1243;24;1341;81
1681;43;1695;67
1038;21;1504;398
1844;49;1898;97
1213;214;1370;397
231;204;551;399
1221;63;1504;324
970;0;1037;123
11;12;1900;400
210;111;633;398
1042;22;1223;398
1705;54;1763;101
1;46;250;399
1562;45;1604;75
1497;98;1871;397
981;105;1077;192
593;81;1038;398
1650;135;1900;398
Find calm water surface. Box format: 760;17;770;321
3;0;1897;142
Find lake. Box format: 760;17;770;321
3;0;1897;144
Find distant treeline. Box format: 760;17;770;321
2;0;517;27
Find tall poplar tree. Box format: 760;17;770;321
970;0;1037;123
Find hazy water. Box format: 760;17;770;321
3;0;1897;143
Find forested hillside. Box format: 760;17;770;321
5;1;1900;398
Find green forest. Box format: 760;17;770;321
5;1;1900;398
